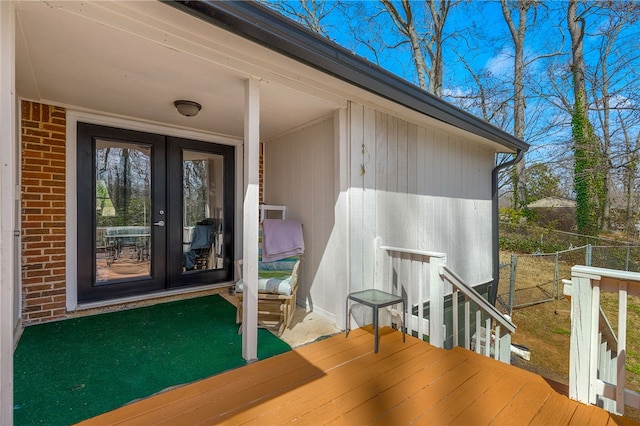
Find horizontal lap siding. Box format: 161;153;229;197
263;117;337;320
350;103;494;289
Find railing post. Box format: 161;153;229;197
509;254;517;316
616;281;628;414
568;270;597;405
554;252;559;299
429;256;446;348
498;324;512;363
626;246;630;271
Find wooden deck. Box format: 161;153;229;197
79;327;636;425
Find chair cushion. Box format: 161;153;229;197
235;276;292;295
236;241;299;295
258;258;298;272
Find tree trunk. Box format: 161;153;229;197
568;0;604;236
599;49;612;232
427;0;450;97
501;0;529;209
381;0;428;90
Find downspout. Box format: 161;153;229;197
489;149;524;305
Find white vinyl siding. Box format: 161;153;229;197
263;116;339;322
263;103;496;326
348;103;495;293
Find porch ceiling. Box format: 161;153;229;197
14;1;339;139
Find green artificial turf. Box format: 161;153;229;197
13;294;291;425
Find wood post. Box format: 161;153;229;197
429;256;446;348
0;2;16;423
568;273;596;404
242;77;260;362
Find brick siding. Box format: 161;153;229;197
21;101;67;324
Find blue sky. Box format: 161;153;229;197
264;1;640;176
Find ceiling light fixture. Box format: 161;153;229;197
174;100;202;117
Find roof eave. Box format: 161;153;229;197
167;0;529;153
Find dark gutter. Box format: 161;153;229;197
489;149;524;305
166;0;529;153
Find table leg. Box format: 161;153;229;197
402;300;406;343
345;298;349;338
373;305;379;353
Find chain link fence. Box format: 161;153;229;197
497;223;640;315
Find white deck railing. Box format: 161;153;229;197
441;265;515;363
377;242;515;363
563;265;640;415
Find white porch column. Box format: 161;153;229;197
568;272;596;404
0;1;16;423
242;78;260;362
429;256;447;348
334;107;349;329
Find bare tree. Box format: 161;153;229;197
619;115;640;235
426;1;451;96
263;0;640;238
500;0;531;209
568;0;606;235
587;4;640;231
380;0;428;89
260;0;338;37
379;0;453;95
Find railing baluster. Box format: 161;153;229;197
452;290;458;347
590;282;601;405
418;257;424;340
378;245;514;364
617;280;627;414
485;317;491;357
464;297;470;350
475;310;481;354
493;324;500;360
564;266;640;415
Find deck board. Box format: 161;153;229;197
230;335;435;424
490;380;553;424
448;373;526;425
79;327;637;426
529;393;579;425
319;346;458;423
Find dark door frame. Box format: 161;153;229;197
166;136;235;287
76;122;235;303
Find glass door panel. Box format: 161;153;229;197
77;123;166;302
95;140;152;282
167;136;234;287
78;124;234;302
182;150;225;272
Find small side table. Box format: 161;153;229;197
345;289;405;353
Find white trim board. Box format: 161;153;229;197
1;2;16;423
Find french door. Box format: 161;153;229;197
77;123;234;302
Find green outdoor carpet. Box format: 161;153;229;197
13;294;291;426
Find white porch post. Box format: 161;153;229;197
0;1;16;423
568;271;596;404
334;108;349;328
429;256;446;348
242;78;260;362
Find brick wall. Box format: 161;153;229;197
21;101;67;324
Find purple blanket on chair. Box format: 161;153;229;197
262;219;304;262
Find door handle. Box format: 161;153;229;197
153;220;165;227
